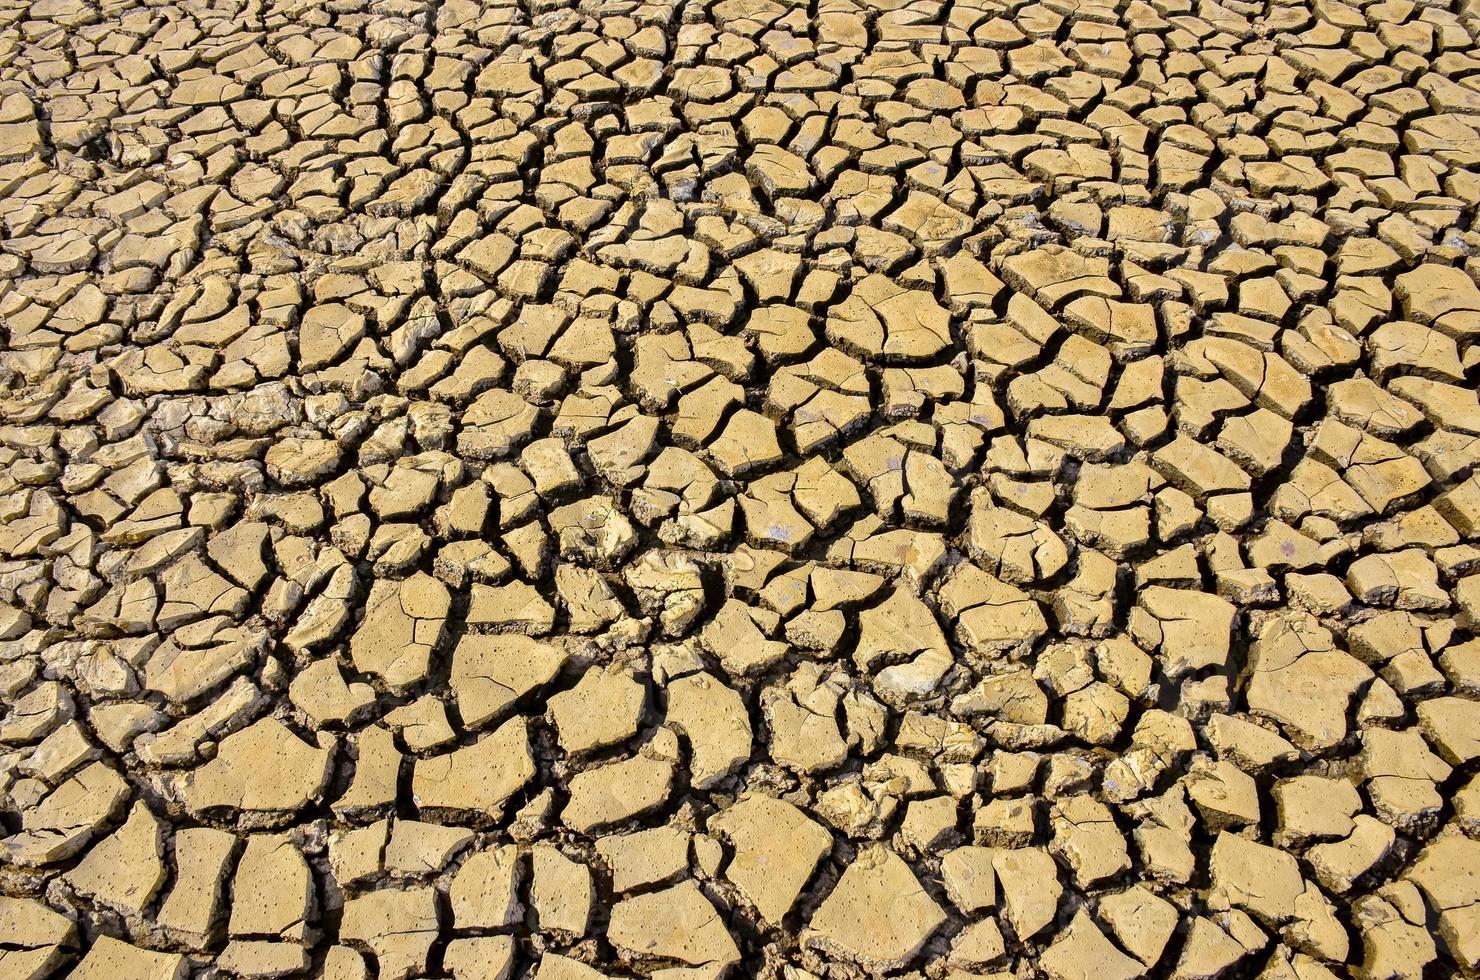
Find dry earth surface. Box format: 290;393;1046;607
2;0;1480;977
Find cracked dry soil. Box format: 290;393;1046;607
2;0;1480;977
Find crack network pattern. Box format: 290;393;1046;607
2;0;1480;977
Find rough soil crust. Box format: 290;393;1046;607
2;0;1480;977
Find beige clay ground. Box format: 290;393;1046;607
2;0;1480;977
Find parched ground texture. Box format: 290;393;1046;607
3;0;1480;977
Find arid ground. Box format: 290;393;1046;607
2;0;1480;977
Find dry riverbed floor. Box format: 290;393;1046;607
3;0;1480;977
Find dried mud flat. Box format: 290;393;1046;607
3;0;1480;977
